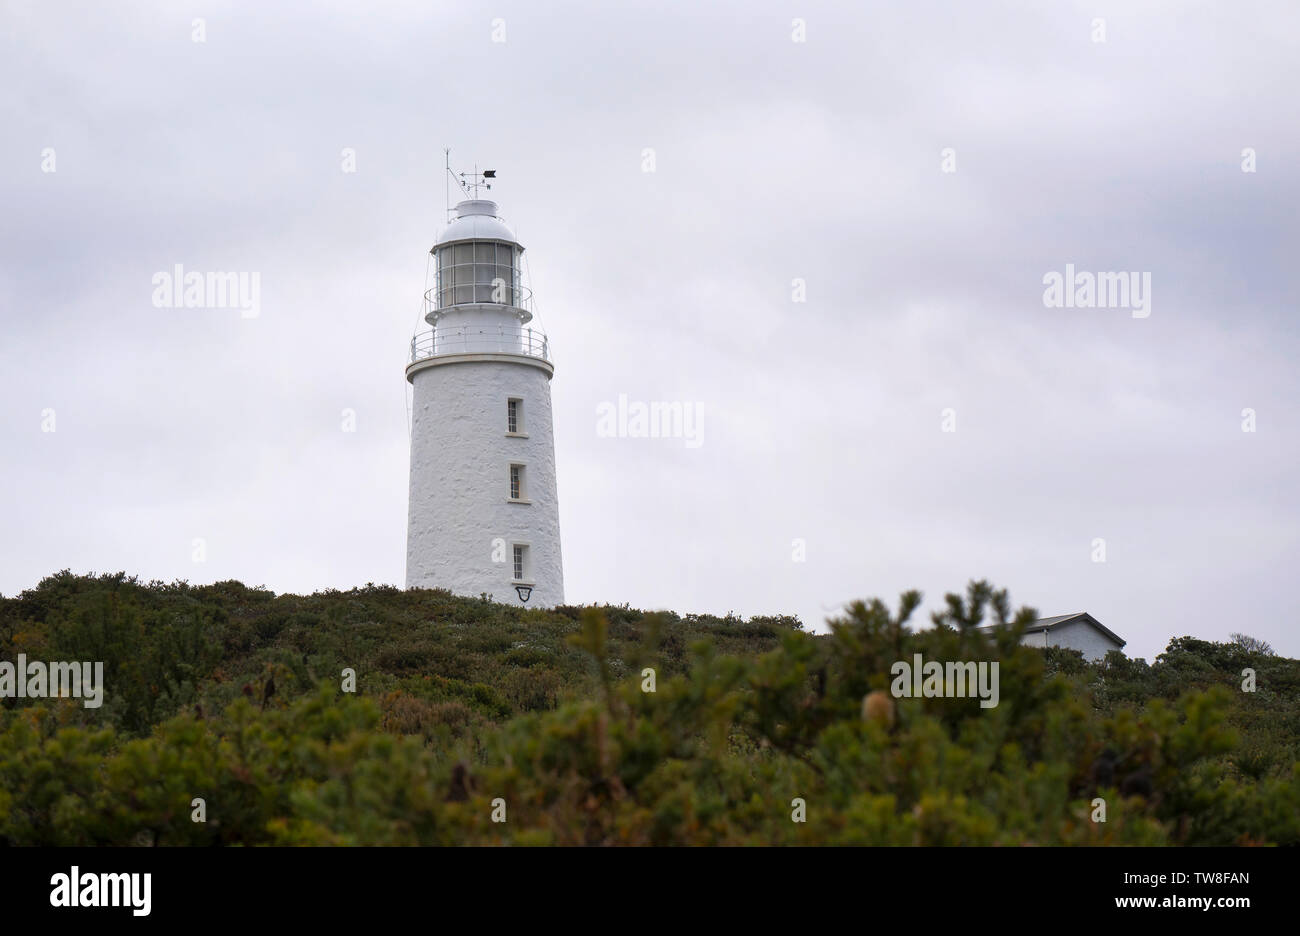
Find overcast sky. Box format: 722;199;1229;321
1;1;1297;660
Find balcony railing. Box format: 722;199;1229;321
410;325;551;364
424;284;534;315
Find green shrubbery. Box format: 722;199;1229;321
0;572;1295;845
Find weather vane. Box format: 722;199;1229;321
459;166;496;198
443;149;497;219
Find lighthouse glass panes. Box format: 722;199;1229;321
510;464;523;500
437;242;518;307
513;544;526;581
507;398;520;433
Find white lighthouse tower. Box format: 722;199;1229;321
405;179;564;606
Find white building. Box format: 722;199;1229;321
405;197;565;607
979;612;1125;661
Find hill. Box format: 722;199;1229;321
0;572;1296;845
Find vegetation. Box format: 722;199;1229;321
0;571;1295;845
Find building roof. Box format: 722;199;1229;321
433;199;521;249
977;612;1125;648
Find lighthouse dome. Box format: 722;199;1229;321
435;200;520;248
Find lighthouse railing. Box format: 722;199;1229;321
423;284;533;314
410;325;551;364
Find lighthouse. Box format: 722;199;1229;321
405;188;564;606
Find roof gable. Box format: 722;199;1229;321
977;612;1125;648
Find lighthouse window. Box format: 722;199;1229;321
510;464;525;500
437;250;454;307
507;398;520;433
513;544;527;581
491;244;515;304
437;242;517;306
474;257;495;298
453;244;474;304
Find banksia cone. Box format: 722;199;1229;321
862;689;896;729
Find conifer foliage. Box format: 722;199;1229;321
0;572;1295;845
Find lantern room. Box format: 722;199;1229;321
427;199;532;324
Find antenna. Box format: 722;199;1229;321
444;147;451;223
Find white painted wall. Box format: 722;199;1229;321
406;357;565;607
1018;630;1049;650
1019;622;1122;661
1044;620;1121;661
